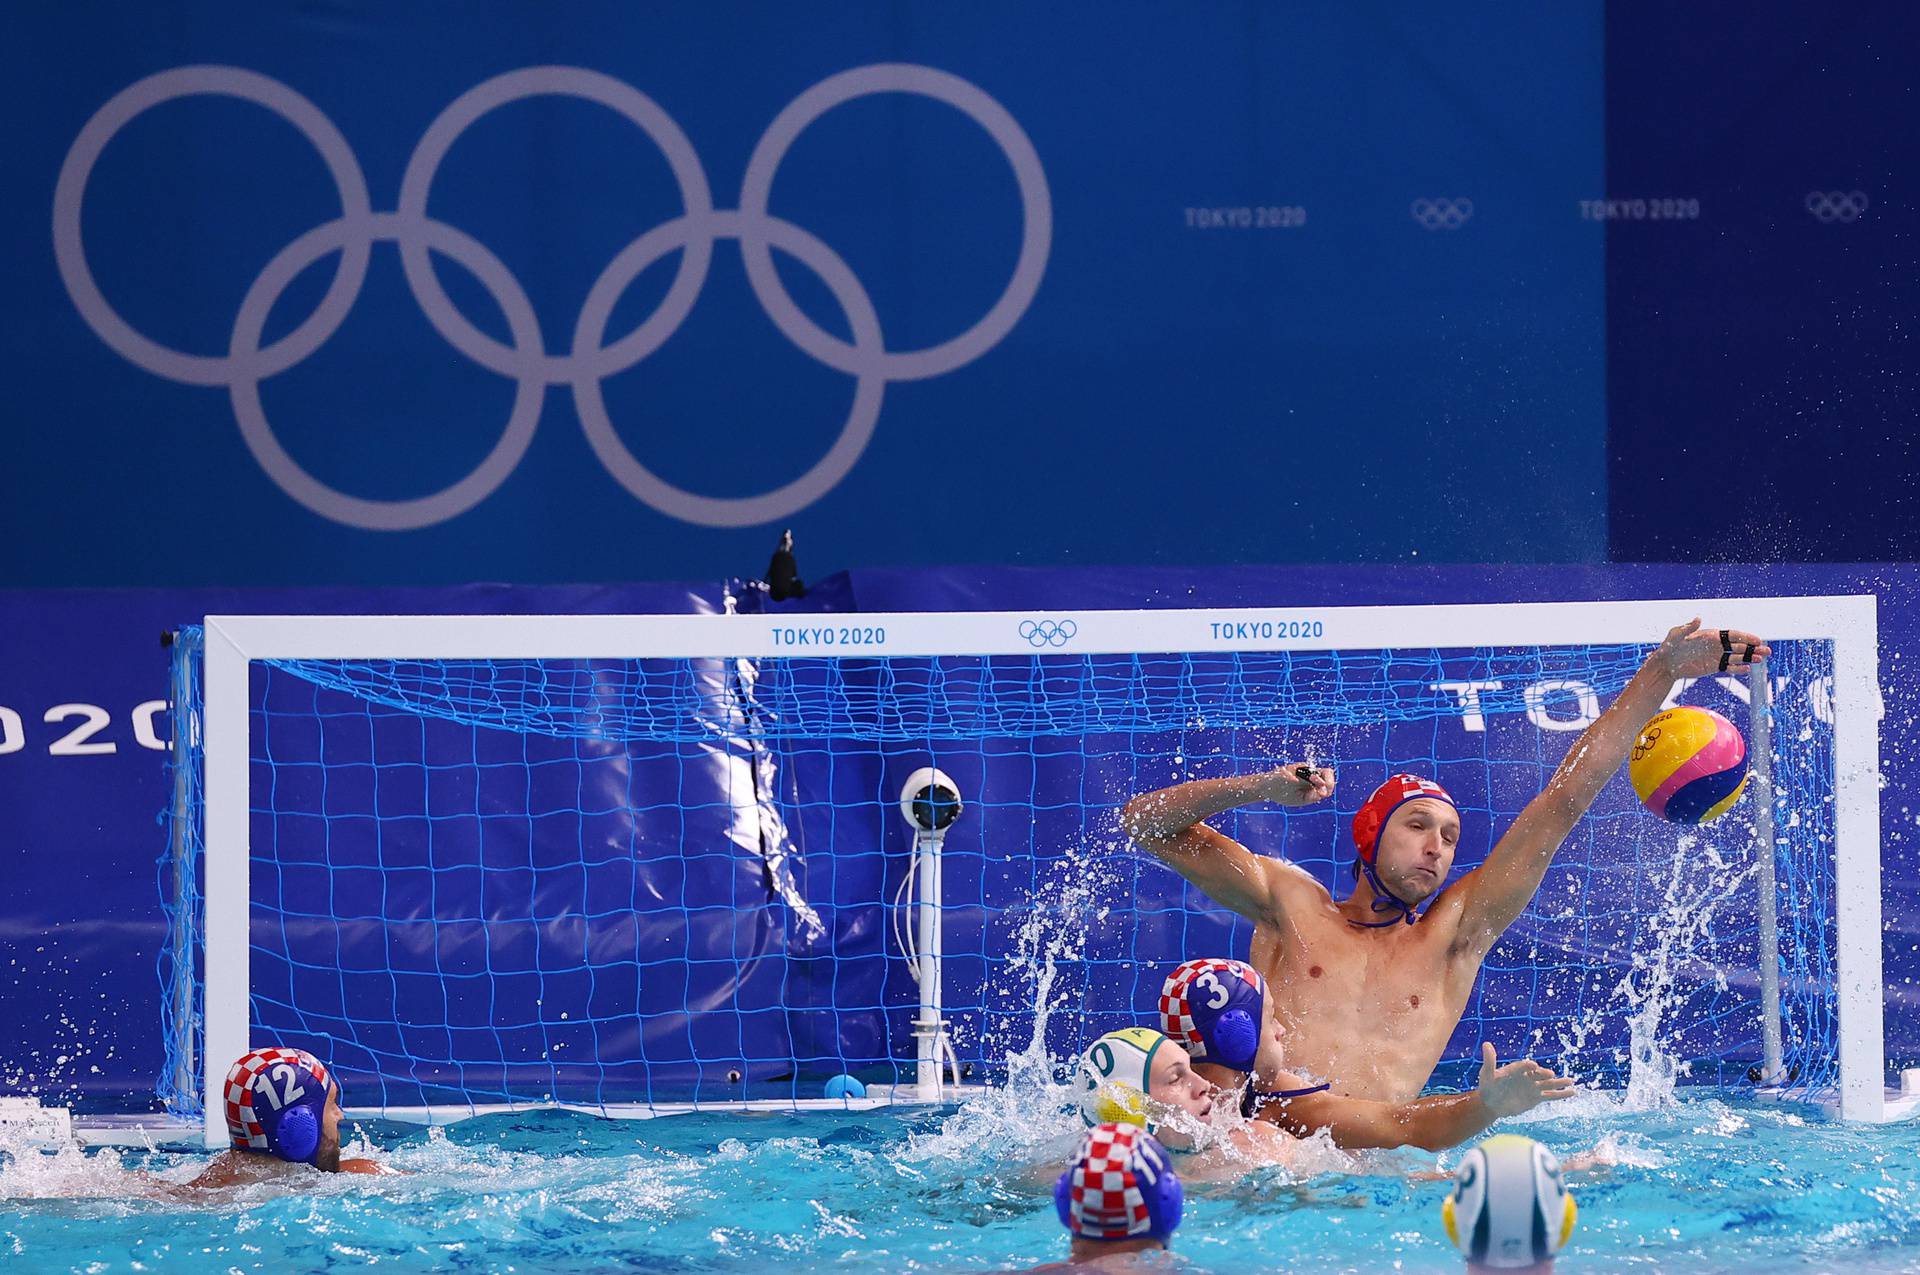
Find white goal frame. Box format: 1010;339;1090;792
196;594;1887;1145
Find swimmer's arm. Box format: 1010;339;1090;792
183;1152;253;1190
1263;1085;1492;1153
121;1170;205;1202
1120;766;1333;922
1452;619;1771;952
1262;1046;1574;1152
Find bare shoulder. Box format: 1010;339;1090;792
1231;853;1333;935
340;1157;396;1176
186;1151;285;1190
1265;855;1332;905
1426;870;1494;960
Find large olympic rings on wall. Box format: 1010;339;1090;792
53;64;1051;529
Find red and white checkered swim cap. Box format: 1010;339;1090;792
1054;1121;1183;1243
223;1047;336;1163
1157;958;1266;1072
1351;773;1457;864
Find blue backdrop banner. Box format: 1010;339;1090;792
1;2;1605;586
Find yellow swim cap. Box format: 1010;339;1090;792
1441;1134;1577;1268
1076;1027;1168;1131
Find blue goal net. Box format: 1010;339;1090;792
159;629;1838;1115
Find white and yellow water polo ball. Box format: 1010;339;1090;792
1075;1027;1167;1132
1628;705;1749;825
1442;1134;1577;1269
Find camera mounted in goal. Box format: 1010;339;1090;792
899;767;964;834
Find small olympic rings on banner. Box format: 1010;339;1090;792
1804;191;1869;223
1019;618;1078;648
1410;197;1474;230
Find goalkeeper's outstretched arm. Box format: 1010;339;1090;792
1120;765;1334;924
1451;619;1770;954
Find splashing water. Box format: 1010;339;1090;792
0;1126;146;1203
1533;829;1759;1120
990;842;1133;1079
908;846;1126;1169
1616;833;1758;1110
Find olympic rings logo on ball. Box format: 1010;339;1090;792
53;65;1052;530
1410;198;1473;230
1804;191;1868;223
1019;618;1078;648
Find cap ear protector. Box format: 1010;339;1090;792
1054;1121;1183;1243
1442;1135;1577;1268
1075;1027;1168;1132
271;1102;321;1164
1210;1010;1257;1066
1157;959;1267;1073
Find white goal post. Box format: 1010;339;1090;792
196;593;1887;1145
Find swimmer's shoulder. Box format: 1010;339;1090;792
340;1156;400;1175
1231;1120;1306;1162
186;1150;295;1189
1014;1129;1088;1191
1016;1254;1181;1272
185;1151;397;1188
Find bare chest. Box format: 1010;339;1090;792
1250;906;1475;1098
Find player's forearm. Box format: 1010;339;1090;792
1541;657;1677;816
1268;1090;1492;1152
1387;1091;1498;1152
1121;772;1279;843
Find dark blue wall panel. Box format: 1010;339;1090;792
1605;4;1920;559
0;2;1605;586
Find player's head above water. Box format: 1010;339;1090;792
1443;1134;1577;1272
1055;1121;1183;1251
1352;773;1460;923
1158;958;1268;1075
1074;1028;1214;1148
224;1047;343;1170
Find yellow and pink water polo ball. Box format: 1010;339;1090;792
1628;706;1749;824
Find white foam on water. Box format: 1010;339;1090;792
899;842;1368;1189
901;847;1118;1171
1614;831;1756;1111
0;1125;148;1201
1531;822;1760;1120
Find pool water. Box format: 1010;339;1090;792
5;1082;1920;1274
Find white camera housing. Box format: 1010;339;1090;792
899;767;963;833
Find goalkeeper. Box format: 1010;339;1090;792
1120;619;1767;1104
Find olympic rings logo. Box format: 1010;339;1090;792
53;65;1051;530
1019;618;1078;648
1805;191;1868;223
1410;198;1473;230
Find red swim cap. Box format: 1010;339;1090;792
1351;774;1457;864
